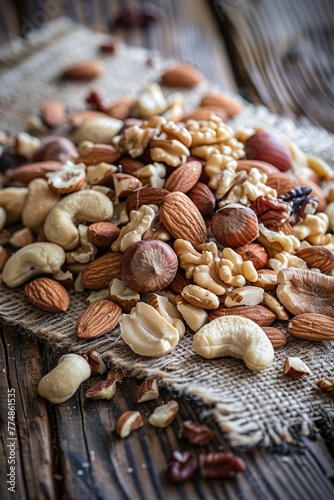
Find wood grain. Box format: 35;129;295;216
1;324;334;499
211;0;334;131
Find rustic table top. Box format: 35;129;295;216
0;1;334;499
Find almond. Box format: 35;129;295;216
24;278;70;313
161;63;204;88
237;160;280;176
81;252;123;289
6;161;62;184
87;222;121;247
159;191;207;248
295;246;334;273
107;96;136;120
75;144;120;166
262;327;287;349
288;313;334;341
68;111;111;126
283;357;311;377
40;100;65;128
164;160;202;193
265;172;299;197
200;91;244;117
182;107;222;122
208;304;276;326
61;60;105;80
76;299;122;338
126;186;169;213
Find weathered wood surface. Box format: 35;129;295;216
1;324;334;500
211;0;334;132
0;0;334;498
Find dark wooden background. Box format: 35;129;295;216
0;1;334;499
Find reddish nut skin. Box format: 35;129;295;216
121;240;178;293
32;136;77;163
245;130;292;172
187;182;216;216
211;204;258;248
199;452;247;479
179;420;214;445
168;451;197;483
234;243;268;270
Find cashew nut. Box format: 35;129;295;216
193;316;274;371
2;242;65;287
0;187;28;224
44;190;113;250
120;302;179;357
22;178;60;229
38;354;91;404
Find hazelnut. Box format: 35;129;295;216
235;243;268;270
211;203;259;248
245;130;292;172
32;136;77;163
121;240;178;293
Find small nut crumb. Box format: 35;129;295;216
136;379;159;403
283;357;311;378
115;410;144;438
148;400;179;428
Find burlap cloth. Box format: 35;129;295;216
0;19;333;449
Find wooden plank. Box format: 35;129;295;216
211;0;334;131
0;325;56;500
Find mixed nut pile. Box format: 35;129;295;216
1;57;334;477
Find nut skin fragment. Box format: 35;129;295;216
181;284;220;310
277;268;334;317
287;313;334;341
38;354;91;404
2;242;65;288
193;315;274;371
85;378;116;400
44;190;113;250
120;302;180;357
179;420;214;445
315;378;334;394
224;286;264;307
167;451;197;483
115;411;144;438
283;357;311;377
121;240;178;293
148;400;179;427
136;379;159;403
199;452;246;479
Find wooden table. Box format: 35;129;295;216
1;1;334;498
